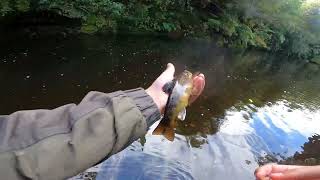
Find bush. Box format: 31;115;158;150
0;0;319;59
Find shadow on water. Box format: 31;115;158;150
0;29;320;180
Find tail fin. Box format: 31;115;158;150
152;120;175;141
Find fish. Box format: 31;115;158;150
152;70;194;141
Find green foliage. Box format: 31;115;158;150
0;0;319;59
162;22;177;32
310;56;320;65
37;0;125;32
122;0;192;32
207;16;269;49
16;0;30;12
0;0;12;16
205;0;319;58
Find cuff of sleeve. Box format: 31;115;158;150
124;88;161;128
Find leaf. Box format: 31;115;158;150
81;24;98;34
16;0;30;12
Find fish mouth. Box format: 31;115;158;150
192;71;201;78
181;70;193;79
177;70;193;85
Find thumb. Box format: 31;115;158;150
155;63;175;83
163;63;175;78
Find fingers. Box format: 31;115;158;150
192;73;205;95
255;164;313;180
255;164;274;179
189;73;205;104
270;166;320;180
270;170;304;180
271;164;304;172
255;164;290;180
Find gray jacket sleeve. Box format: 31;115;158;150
0;88;161;180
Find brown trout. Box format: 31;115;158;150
152;70;194;141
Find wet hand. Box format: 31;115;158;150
255;164;320;180
146;63;205;113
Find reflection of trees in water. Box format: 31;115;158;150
258;134;320;166
177;48;320;137
186;136;208;148
1;33;318;146
284;134;320;165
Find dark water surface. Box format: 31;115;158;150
1;30;320;180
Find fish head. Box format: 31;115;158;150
178;70;193;86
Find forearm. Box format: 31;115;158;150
0;88;160;180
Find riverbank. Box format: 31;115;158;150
1;0;319;60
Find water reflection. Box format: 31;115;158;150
97;150;194;180
285;134;320;165
96;101;320;180
0;32;319;179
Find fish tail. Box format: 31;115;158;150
152;118;175;141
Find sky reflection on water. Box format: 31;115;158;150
96;100;320;180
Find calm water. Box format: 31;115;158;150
0;29;320;180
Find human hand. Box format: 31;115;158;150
146;63;205;113
255;164;320;180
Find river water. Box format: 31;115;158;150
0;30;320;180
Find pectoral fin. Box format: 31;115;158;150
177;108;186;121
162;80;176;94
